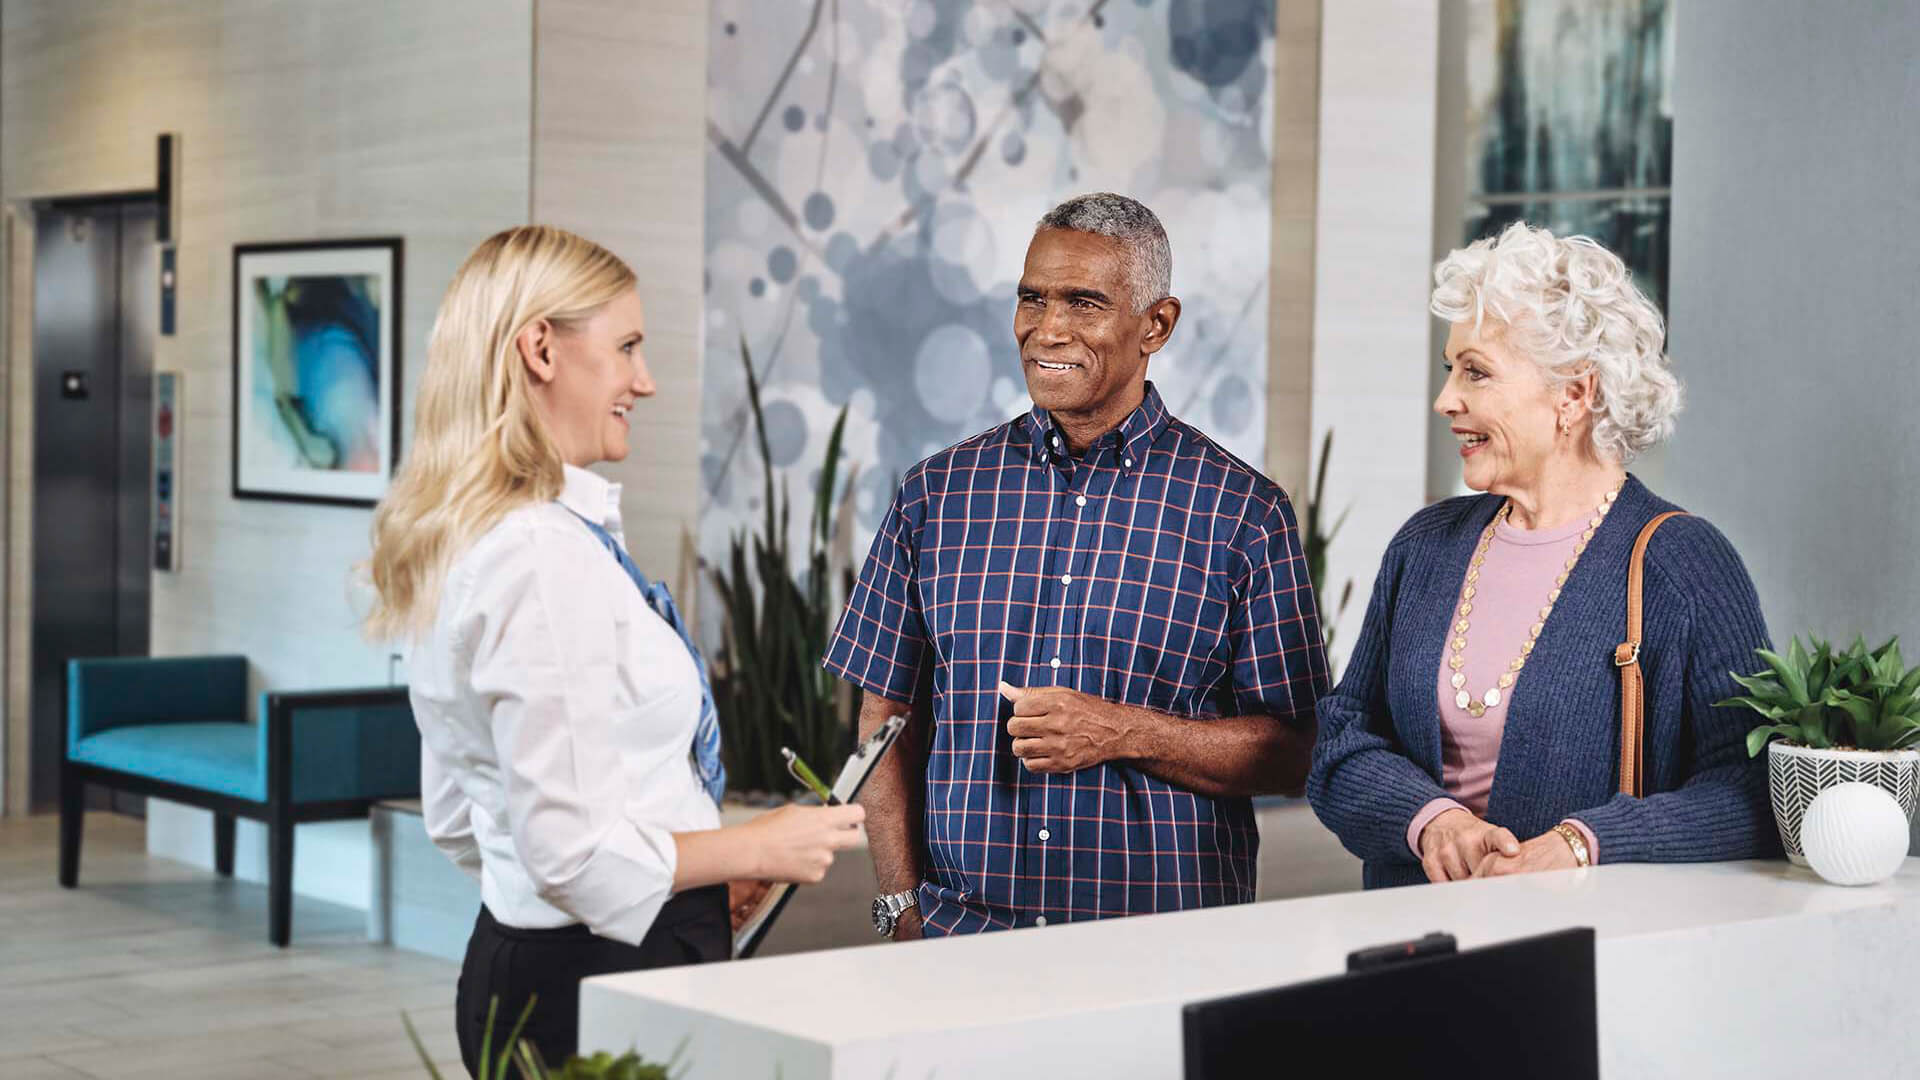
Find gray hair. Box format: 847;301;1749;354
1431;221;1682;464
1035;192;1172;314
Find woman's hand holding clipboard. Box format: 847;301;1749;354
732;715;909;958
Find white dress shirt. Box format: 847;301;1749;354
407;464;720;945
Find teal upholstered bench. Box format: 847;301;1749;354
60;655;420;946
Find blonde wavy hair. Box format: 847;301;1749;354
364;225;636;640
1430;221;1682;464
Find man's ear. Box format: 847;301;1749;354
1141;296;1182;357
515;318;557;385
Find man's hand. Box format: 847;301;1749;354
728;879;771;932
1001;682;1133;774
1418;808;1520;883
1473;831;1581;879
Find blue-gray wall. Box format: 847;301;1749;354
1667;1;1920;852
1666;0;1919;647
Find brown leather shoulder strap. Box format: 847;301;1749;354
1616;511;1688;797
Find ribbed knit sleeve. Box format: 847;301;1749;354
1569;516;1779;863
1307;538;1453;866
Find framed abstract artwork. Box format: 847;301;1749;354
231;237;402;506
1462;0;1673;308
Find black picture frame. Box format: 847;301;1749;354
230;237;403;508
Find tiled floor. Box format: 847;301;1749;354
0;812;462;1079
0;802;1361;1079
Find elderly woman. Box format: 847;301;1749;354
1307;222;1777;888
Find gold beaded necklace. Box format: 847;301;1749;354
1447;479;1627;717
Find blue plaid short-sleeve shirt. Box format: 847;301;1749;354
824;382;1328;934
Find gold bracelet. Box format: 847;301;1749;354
1551;823;1591;868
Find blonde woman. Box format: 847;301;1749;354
367;226;864;1071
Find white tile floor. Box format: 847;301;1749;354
0;813;463;1079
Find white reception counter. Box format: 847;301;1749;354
579;860;1920;1078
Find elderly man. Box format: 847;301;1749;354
825;192;1328;938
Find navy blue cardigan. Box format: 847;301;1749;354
1307;476;1779;889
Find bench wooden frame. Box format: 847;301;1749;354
60;686;415;947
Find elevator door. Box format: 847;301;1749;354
30;201;155;812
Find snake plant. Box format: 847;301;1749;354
1721;635;1920;757
1303;428;1353;654
707;338;859;795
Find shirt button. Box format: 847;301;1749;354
1075;495;1087;507
1124;458;1133;468
1061;574;1072;585
1038;828;1051;841
1049;657;1061;669
1035;916;1049;927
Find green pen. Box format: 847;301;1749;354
781;747;840;805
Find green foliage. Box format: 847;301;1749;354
1720;635;1920;757
399;1004;450;1080
515;1045;675;1079
1303;429;1354;653
707;337;859;794
403;996;680;1079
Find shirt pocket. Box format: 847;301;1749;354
919;533;1028;668
1106;549;1233;704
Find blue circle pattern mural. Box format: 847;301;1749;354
704;0;1276;581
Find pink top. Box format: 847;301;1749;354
1407;509;1601;864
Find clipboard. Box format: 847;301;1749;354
731;714;907;958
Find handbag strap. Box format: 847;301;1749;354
1615;511;1688;797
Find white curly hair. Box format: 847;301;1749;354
1430;221;1682;464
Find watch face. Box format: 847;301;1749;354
872;898;893;936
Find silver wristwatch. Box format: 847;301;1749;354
871;889;919;938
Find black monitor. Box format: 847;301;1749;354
1182;927;1597;1080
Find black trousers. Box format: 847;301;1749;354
455;885;728;1076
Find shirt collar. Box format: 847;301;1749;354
559;463;625;535
1024;381;1171;473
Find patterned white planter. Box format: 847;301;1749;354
1768;743;1920;865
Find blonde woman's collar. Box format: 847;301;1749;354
560;464;623;532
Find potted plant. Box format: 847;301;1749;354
707;339;861;800
1721;636;1920;864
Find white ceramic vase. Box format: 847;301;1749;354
1767;742;1920;865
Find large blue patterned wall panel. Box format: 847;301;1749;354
703;0;1277;575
